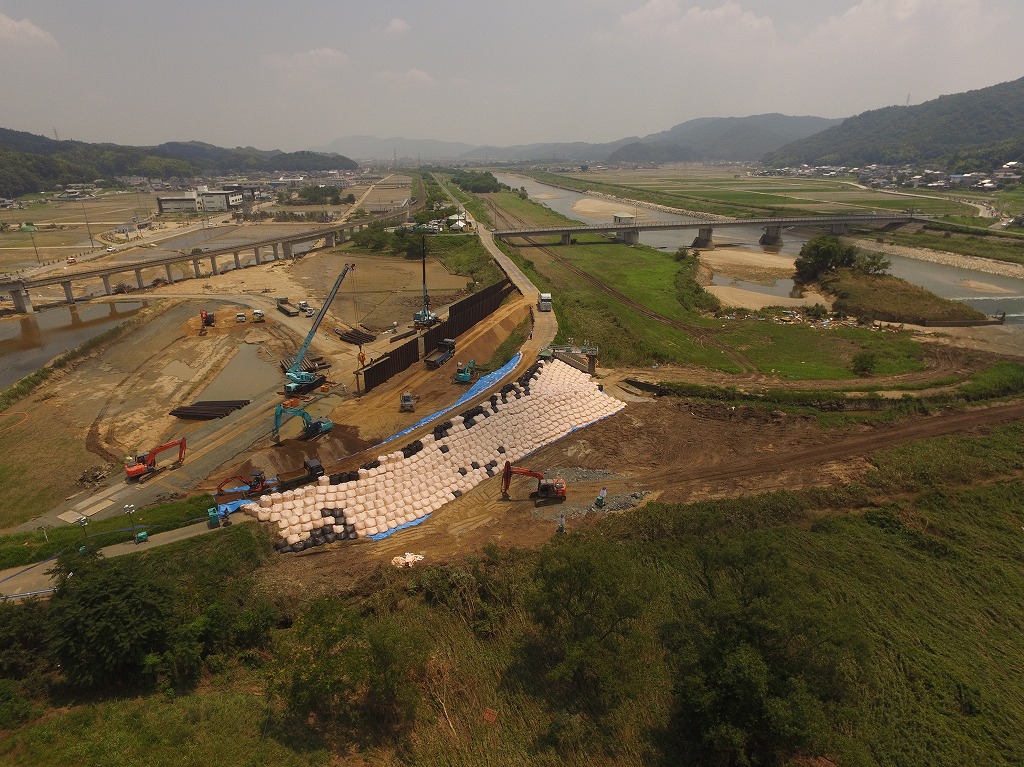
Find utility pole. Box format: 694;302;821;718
81;200;95;249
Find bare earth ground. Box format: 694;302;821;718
4;227;1024;593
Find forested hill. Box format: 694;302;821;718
0;128;357;198
764;75;1024;169
606;113;842;164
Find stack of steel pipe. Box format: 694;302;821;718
169;399;250;420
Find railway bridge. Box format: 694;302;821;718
493;213;919;248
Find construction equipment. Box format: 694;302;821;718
400;392;416;412
424;338;456;369
125;437;186;482
200;310;215;326
276;297;300;317
273;403;333;442
413;235;439;327
215;470;274;499
284;263;355;395
500;461;567;507
454;359;476;384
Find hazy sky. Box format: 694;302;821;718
2;0;1021;152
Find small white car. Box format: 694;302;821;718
106;246;115;252
235;313;247;323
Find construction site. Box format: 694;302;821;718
3;175;1024;598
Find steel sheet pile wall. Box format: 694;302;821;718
363;337;419;392
243;359;624;552
423;279;515;354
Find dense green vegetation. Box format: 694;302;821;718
794;235;891;282
820;270;988;325
447;169;503;193
0;127;356;198
764;75;1024;168
5;422;1024;765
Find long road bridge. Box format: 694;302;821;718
493;213;920;248
1;210;408;314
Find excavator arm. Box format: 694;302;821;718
126;437;186;480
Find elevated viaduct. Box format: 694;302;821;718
2;211;407;314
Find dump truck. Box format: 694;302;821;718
424;338;456;369
275;458;325;492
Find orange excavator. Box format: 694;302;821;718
500;461;567;507
125;437;186;482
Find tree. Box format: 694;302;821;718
794;236;858;282
852;351;878;375
46;560;175;689
854;250;891;275
525;537;650;721
660;538;865;766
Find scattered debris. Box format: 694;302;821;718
391;552;425;568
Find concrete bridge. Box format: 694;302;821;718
1;211;407;314
493;213;918;248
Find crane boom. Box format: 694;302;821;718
285;263;355;387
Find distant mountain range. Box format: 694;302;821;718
316;114;842;163
765;75;1024;168
0;128;357;198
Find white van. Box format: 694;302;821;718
537;292;553;312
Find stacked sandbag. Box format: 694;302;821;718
246;359;624;553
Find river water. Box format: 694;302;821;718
495;173;1024;324
0;301;147;389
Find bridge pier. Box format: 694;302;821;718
272;243;280;260
209;255;219;275
618;230;640;245
759;225;783;246
192;259;202;278
164;264;176;284
561;232;572;245
691;227;715;249
830;222;848;236
283;242;293;260
253;247;262;265
62;281;75;304
233;251;241;270
135;269;146;290
101;275;112;296
11;287;34;314
325;232;336;248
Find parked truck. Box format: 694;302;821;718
537;292;553;312
277;297;300;317
424;338;456;369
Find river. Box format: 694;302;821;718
494;173;1024;324
0;301;147;389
